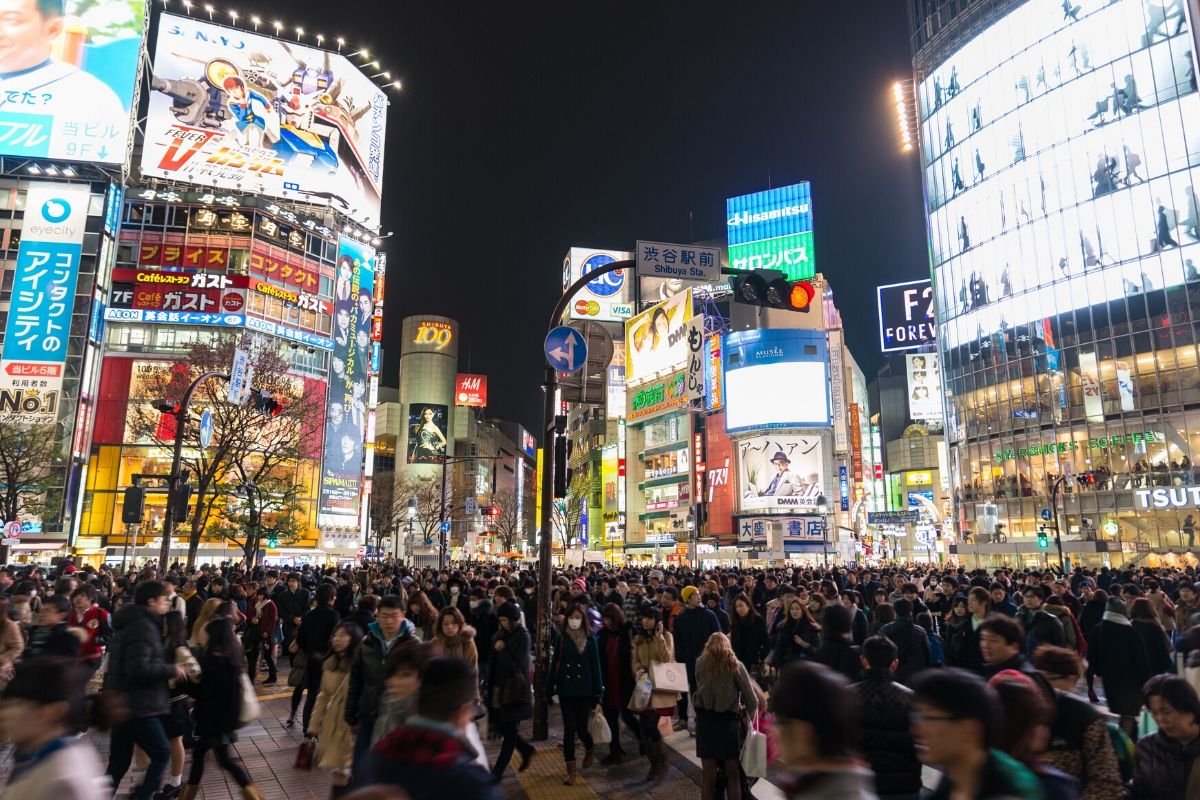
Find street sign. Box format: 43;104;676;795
1040;507;1052;521
2;521;20;538
867;510;920;525
636;240;722;284
198;408;213;448
544;326;587;374
440;520;452;533
465;497;477;515
228;347;252;405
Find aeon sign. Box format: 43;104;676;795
413;321;453;350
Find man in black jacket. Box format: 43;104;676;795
103;581;188;800
24;594;81;659
851;636;923;799
880;598;931;687
288;583;340;729
672;585;720;732
1018;586;1066;656
276;573;310;662
347;594;417;779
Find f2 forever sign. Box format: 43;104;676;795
877;278;936;353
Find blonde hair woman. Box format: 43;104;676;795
693;633;759;800
189;598;223;648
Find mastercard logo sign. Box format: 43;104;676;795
574;299;601;316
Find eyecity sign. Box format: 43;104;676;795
1136;487;1200;509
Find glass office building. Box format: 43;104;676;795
910;0;1200;562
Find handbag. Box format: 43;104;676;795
587;705;612;745
294;736;317;770
631;674;653;710
740;711;769;778
238;673;260;726
650;661;689;694
288;650;308;688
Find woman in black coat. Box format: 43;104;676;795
813;605;861;681
596;603;641;765
487;602;535;781
1131;597;1175;676
179;616;260;796
729;593;769;680
769;598;821;670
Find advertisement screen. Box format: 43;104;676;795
738;434;825;512
625;290;692;385
0;1;145;164
705;412;734;537
726;183;815;280
110;269;248;315
319;237;376;520
877;279;936;352
407;403;449;464
922;0;1200;352
906;353;943;422
563;248;633;322
724;329;830;433
143;14;389;226
455;373;487;407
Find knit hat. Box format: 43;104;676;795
640;603;662;623
1106;596;1128;617
572;579;588;593
649;570;664;582
496;602;521;622
680;585;698;603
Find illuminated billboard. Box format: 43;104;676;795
562;248;633;322
724;329;830;433
922;0;1200;352
877;279;936;352
906;354;943;423
319;237;375;521
726;183;815;280
143;14;389;226
110;269;248;315
738;434;825;512
624;290;692;385
455;373;487;407
407;403;449;464
0;1;145;164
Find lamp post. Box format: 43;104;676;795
398;497;416;562
686;511;696;568
817;494;829;566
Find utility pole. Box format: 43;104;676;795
1049;474;1068;573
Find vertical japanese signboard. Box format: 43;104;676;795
319;237;376;522
685;316;705;405
849;403;863;483
0;184;90;418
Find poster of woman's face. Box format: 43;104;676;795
407;403;449;464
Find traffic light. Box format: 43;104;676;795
1037;526;1050;549
250;388;283;417
1075;471;1097;488
266;534;279;548
553;434;569;498
121;486;146;524
169;482;192;520
728;269;815;312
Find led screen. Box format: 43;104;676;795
919;0;1200;351
625;290;692;385
737;434;825;512
723;328;830;432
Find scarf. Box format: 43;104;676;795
255;597;271;617
565;625;589;653
1102;610;1132;626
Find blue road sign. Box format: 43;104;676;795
1040;507;1052;521
440;520;452;533
199;409;213;449
544;326;588;373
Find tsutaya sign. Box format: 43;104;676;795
993;430;1162;463
412;321;453;350
1136;486;1200;509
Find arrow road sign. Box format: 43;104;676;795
440;520;452;533
1040;507;1052;521
545;326;588;373
199;408;214;449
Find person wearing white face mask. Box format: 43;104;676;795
548;603;605;785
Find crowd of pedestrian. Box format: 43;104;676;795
1;558;1200;799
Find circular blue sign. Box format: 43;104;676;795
581;253;623;297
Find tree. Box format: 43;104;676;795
209;464;307;567
368;468;397;558
393;470;471;560
489;489;524;553
550;472;591;549
0;417;58;563
127;336;322;568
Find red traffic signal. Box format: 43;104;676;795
787;280;816;311
730;270;815;313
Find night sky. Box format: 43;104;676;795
240;0;931;433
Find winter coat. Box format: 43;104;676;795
1079;599;1106;644
23;623;80;660
68;605;111;665
851;669;922;796
549;632;603;700
672;605;720;681
275;587;310;627
1042;689;1125;800
1131;729;1200;800
1086;619;1151;716
775;762;880;800
944;616;982;671
296;606;340;658
430;625;479;676
770;616;820;667
362;716;499;800
880;617;931;686
187;651;242;737
469;601;498;670
102;604;175;719
1018;607;1066;655
0;738;106;800
814;637;861;682
345;619;417;728
487;624;532;722
310;656;353;771
630;630;679;711
927;749;1044;800
1132;618;1174;676
730;614;770;669
248;599;279;640
1043;605;1078;653
597;624;635;709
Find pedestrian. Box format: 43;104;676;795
1132;674;1200;800
988;671;1080;799
24;594;80;660
815;604;862;681
1018;586;1066;655
347;595;417;778
276;573;310;663
0;658;106;800
1130;597;1174;676
1086;596;1151;737
406;591;438;641
468;587;498;678
160;610;201;799
288;583;340;730
1031;645;1124;800
549;602;603;784
103;581;187;800
671;584;719;734
880;599;930;686
693;632;758;800
68;585;111;674
487;602;535;782
188;598;222;649
977;614;1038;679
631;603;680;783
429;606;478;678
246;586;279;685
596;603;641;765
770;661;877;799
729;592;770;684
851;636;922;800
0;597;21;692
307;621;362;799
911;669;1043;799
361;656;499;800
769;596;821;672
178;613;263;799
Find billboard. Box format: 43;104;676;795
0;1;145;164
562;248;634;322
455;374;487;407
724;329;830;433
0;183;91;419
906;354;943;422
110;268;248;315
319;237;376;520
738;434;825;512
705;412;734;537
143;14;389;226
877;279;936;352
625;290;692;385
726;183;815;280
406;403;449;464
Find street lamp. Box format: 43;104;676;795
817;494;829;567
397;497;416;561
685;511;696;568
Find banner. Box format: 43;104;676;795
110;268;248;315
0;184;90;419
143;14;388;227
455;374;488;407
738;434;824;512
406;403;449;464
1079;351;1104;423
906;354;943;422
319;238;376;520
625;290;692;385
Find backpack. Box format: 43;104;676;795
1105;720;1135;785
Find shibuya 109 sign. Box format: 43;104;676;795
412;321;454;350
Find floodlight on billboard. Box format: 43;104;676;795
143;15;389;227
